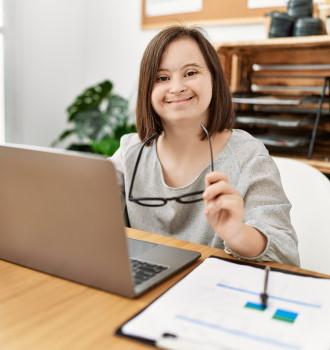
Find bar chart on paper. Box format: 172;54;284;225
121;258;330;350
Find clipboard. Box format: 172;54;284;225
116;256;330;349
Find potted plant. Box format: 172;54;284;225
52;80;135;156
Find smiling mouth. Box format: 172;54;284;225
166;96;194;103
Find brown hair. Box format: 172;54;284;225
136;25;234;143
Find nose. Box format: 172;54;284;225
169;76;186;94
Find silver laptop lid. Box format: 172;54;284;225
0;144;135;296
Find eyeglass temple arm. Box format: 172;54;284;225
200;124;214;172
128;133;158;198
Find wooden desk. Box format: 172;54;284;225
1;228;329;350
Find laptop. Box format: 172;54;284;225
0;143;201;298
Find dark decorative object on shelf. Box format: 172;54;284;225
268;0;324;37
268;12;295;37
288;0;313;18
53;80;136;156
293;17;324;36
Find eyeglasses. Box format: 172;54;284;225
128;124;214;207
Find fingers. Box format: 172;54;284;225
203;172;245;240
203;171;236;201
203;171;243;218
204;194;243;216
204;171;228;187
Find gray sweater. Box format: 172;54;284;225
111;129;300;266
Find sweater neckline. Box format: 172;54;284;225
153;130;234;190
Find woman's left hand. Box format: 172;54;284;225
203;171;245;243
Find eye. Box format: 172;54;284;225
185;70;198;77
155;75;170;82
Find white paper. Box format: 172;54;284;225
248;0;287;9
122;258;330;350
146;0;203;17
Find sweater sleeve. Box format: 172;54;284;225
226;154;300;266
109;145;125;195
109;132;141;201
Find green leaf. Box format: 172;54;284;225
91;137;120;156
113;123;136;140
67;143;93;153
52;79;135;155
51;129;76;146
67;80;113;122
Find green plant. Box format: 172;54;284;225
52;80;136;156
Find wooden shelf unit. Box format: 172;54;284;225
217;35;330;175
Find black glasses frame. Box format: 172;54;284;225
128;124;214;207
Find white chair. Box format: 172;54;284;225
272;156;330;274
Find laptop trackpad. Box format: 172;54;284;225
127;238;158;258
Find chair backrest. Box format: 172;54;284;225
272;156;330;274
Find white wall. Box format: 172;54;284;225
4;0;90;145
4;0;267;147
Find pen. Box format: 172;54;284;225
156;332;234;350
260;265;271;308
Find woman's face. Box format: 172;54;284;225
151;37;213;129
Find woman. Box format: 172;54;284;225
111;25;299;266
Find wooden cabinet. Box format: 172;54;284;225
217;35;330;175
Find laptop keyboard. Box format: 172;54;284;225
130;258;168;285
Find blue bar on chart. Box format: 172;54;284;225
245;301;266;311
273;309;298;323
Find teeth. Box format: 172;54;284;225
167;96;193;103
